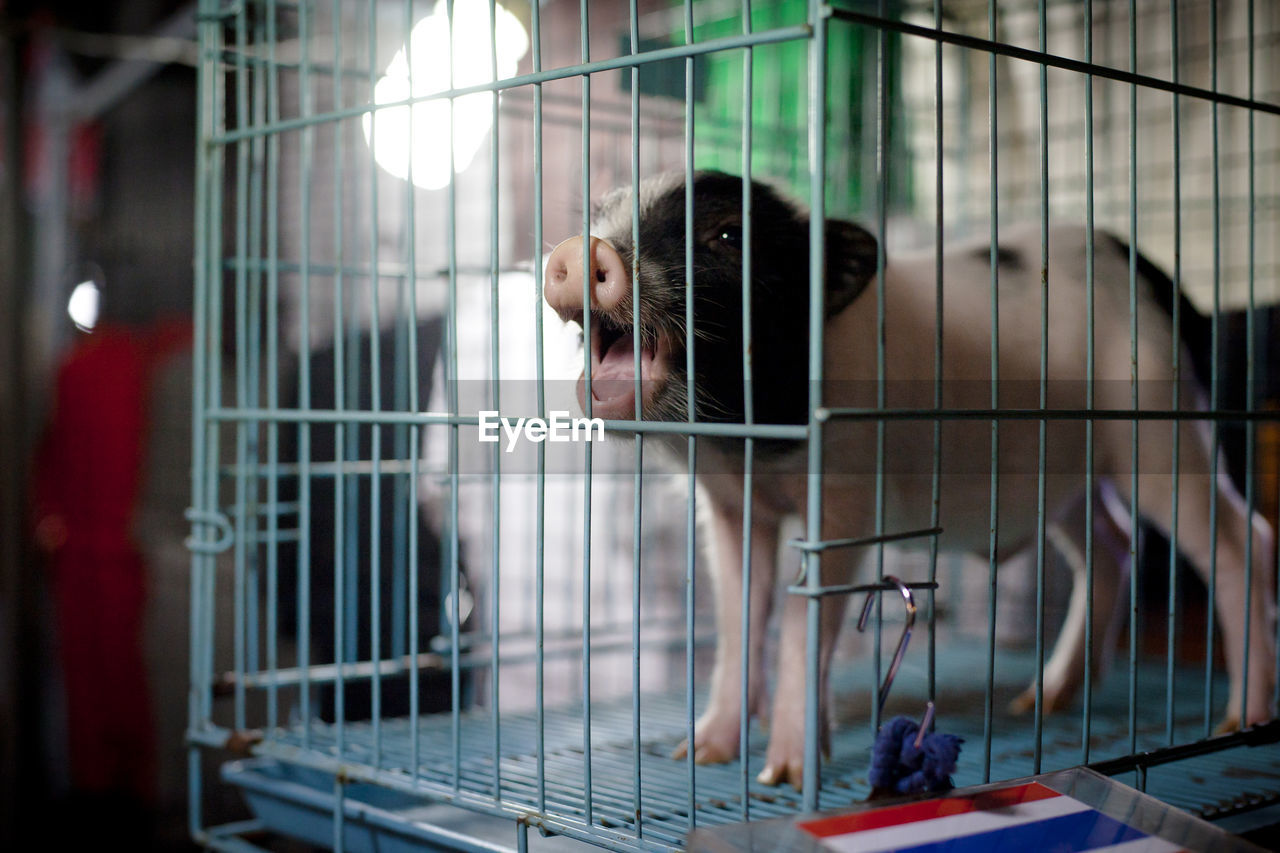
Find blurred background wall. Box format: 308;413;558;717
0;1;199;847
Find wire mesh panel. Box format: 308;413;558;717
188;1;1280;851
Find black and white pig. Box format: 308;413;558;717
542;170;1276;789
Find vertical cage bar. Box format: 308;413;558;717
445;0;464;795
265;0;282;734
871;0;889;737
390;0;410;674
397;0;422;788
628;0;644;837
983;0;999;784
488;0;503;803
683;0;698;829
331;0;349;757
390;367;408;651
579;0;595;827
802;0;828;809
1126;0;1141;773
205;0;226;753
333;778;345;853
297;0;315;750
1032;0;1049;775
928;0;943;709
1165;0;1182;748
188;0;218;836
1240;0;1257;733
365;0;386;769
1082;0;1097;766
530;0;547;814
409;408;422;782
232;0;251;733
739;0;755;822
245;5;266;683
1204;0;1221;738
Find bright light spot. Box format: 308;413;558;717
363;0;529;190
68;280;100;332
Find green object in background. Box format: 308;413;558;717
659;0;911;221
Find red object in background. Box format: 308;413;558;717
31;320;191;802
68;120;103;218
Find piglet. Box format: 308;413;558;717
542;170;1275;789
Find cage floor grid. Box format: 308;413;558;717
247;644;1280;851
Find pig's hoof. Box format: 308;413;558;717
695;741;737;764
1214;703;1279;734
1215;690;1278;733
671;717;742;765
671;738;739;765
756;727;825;790
1008;688;1035;716
758;730;803;789
1009;684;1073;717
756;757;804;790
1213;714;1242;735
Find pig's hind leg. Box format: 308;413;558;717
1010;485;1131;716
673;503;778;765
1109;418;1277;731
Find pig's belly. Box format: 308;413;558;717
823;417;1093;557
883;473;1087;556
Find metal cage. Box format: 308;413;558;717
188;1;1280;851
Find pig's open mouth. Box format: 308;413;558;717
574;310;669;420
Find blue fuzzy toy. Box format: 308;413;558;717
868;715;963;798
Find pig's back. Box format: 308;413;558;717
822;224;1177;405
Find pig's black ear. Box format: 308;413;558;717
824;219;878;317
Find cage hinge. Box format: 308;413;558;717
185;507;235;554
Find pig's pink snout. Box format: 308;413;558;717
544;236;629;322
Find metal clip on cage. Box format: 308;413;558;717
857;575;936;749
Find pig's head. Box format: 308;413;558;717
543;170;878;438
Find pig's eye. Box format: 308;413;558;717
714;225;743;251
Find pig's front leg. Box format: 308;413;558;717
673;501;778;765
757;546;857;789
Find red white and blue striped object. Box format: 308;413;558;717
797;782;1186;853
